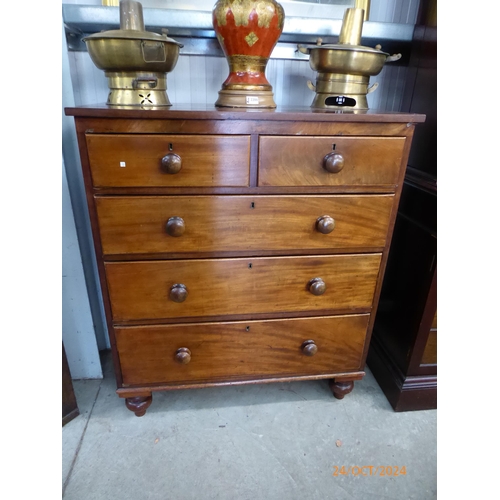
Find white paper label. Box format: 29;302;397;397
119;161;126;167
246;96;259;105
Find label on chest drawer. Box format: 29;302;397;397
86;134;251;187
258;136;406;188
95;195;393;256
105;254;381;322
115;315;369;385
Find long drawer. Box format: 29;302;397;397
95;195;393;255
86;134;251;187
116;315;369;385
105;254;382;321
258;136;406;187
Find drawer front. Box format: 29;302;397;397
86;134;251;187
116;315;369;385
258;136;406;187
96;195;393;255
105;254;381;321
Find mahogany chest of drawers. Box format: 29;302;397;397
65;106;424;416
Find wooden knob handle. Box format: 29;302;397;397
308;277;326;296
166;216;185;237
323;152;344;173
175;347;191;364
169;283;188;302
301;340;318;356
316;215;335;234
161;153;182;174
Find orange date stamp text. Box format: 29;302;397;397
333;466;407;477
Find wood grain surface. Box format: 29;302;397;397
105;254;382;321
259;136;406;187
95;194;393;255
86;134;251;187
115;314;369;385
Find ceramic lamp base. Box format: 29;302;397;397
215;89;277;108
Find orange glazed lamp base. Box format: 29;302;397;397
212;0;285;108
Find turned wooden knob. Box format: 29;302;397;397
166;216;185;237
161;153;182;174
323;152;345;173
308;277;326;296
301;340;318;356
316;215;335;234
175;347;191;364
169;283;188;302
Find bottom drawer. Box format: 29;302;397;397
116;314;369;386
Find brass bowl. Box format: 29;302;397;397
299;44;400;77
83;30;183;73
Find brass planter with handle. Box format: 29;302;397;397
298;7;401;111
83;0;183;107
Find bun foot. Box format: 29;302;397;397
125;395;153;416
329;380;354;400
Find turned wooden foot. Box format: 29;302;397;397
329;380;355;400
125;395;152;417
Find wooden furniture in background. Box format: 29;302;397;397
62;343;79;426
65;106;424;416
367;0;437;411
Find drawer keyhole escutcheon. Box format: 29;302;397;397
166;216;185;237
316;215;335;234
175;347;191;364
161;153;182;174
301;340;318;356
323;152;344;173
169;283;188;303
308;277;326;296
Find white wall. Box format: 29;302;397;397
62;157;103;380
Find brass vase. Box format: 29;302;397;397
212;0;285;108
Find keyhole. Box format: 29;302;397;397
248;263;252;269
169;143;173;151
332;144;336;151
250;202;255;209
246;326;250;332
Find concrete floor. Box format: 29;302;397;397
62;351;437;500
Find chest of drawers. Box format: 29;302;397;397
65;106;424;416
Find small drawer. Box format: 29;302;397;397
86;134;251;187
115;314;369;385
95;194;394;256
105;254;381;321
258;136;406;187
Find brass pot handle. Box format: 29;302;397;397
166;216;185;237
316;215;335;234
169;283;188;303
323;152;345;173
161;153;182;174
175;347;191;364
308;277;326;296
301;340;318;356
386;53;402;63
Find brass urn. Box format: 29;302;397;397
83;0;183;107
298;7;401;111
212;0;285;108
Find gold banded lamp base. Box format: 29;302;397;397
215;89;277;109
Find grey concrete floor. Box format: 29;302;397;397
63;351;436;500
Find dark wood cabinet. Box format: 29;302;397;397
63;343;79;426
367;0;437;411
